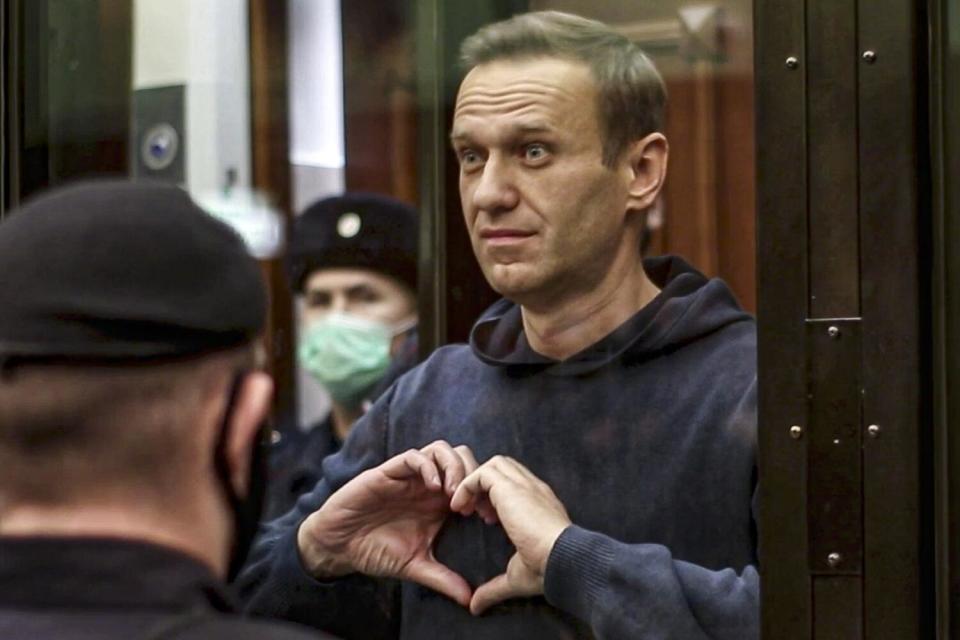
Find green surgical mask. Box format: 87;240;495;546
298;312;414;409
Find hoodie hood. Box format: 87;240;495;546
469;254;752;376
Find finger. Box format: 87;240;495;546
476;498;499;525
422;441;468;495
379;449;442;490
449;466;487;513
469;573;516;615
405;557;473;608
450;465;509;513
504;457;555;493
460;451;495;521
456;492;498;523
485;455;531;483
478;457;555;518
450;461;497;522
453;445;480;476
448;446;481;513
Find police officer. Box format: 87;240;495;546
0;181;332;639
267;193;418;519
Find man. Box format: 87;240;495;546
0;181;330;639
240;11;758;639
267;193;419;519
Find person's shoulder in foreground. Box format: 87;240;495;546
0;179;333;639
0;537;319;640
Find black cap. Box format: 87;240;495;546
0;180;267;362
287;193;418;294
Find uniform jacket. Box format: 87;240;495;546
0;536;328;640
266;415;341;521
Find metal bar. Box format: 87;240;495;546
930;1;955;637
813;576;863;639
414;0;446;357
806;0;859;319
248;0;296;426
2;0;22;213
20;0;50;198
1;0;6;216
805;318;863;575
755;0;810;634
857;0;928;637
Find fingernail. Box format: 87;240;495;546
432;475;442;488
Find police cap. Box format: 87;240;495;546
287;193;418;294
0;180;267;362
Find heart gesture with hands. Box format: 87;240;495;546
297;444;571;615
297;440;495;607
450;455;572;615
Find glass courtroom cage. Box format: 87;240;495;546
0;0;952;637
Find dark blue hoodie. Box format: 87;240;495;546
238;255;759;639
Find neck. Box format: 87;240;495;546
330;403;362;442
521;255;660;361
0;494;228;577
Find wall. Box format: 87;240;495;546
132;0;252;197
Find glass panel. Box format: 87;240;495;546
393;4;759;637
14;0;133;199
5;2;761;638
284;0;421;460
10;0;424;458
132;0;281;256
530;0;756;312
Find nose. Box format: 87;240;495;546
470;155;519;214
329;292;349;314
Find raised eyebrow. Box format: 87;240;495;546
450;121;555;147
449;131;472;150
513;121;554;135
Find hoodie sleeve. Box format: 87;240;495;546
543;492;759;640
236;388;400;638
542;371;760;640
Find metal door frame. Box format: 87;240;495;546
931;0;960;636
1;0;22;217
756;0;931;637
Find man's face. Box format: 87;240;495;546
451;57;634;306
302;267;416;328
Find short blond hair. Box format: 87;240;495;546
460;11;667;167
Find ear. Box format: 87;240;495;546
224;371;273;496
623;133;669;213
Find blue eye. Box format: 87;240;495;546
524;144;548;161
460;150;481;165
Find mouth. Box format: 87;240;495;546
478;228;537;245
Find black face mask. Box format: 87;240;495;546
213;372;268;582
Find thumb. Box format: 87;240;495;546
405;557;473;608
469;572;515;616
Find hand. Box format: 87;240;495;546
449;455;572;615
297;441;481;606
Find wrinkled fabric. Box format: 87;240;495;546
239;255;759;640
0;537;328;639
